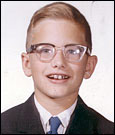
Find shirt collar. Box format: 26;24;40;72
56;99;77;128
34;94;77;128
34;95;52;125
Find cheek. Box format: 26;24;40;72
31;63;45;78
30;63;47;91
29;56;45;81
71;61;87;82
73;68;84;81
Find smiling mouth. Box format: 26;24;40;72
47;74;70;80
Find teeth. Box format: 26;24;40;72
58;75;63;80
64;76;68;79
48;75;69;80
54;75;58;79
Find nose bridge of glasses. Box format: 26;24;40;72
54;46;65;56
53;46;66;60
55;46;64;51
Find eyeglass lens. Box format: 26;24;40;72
35;44;86;62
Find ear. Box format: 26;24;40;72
84;55;98;79
21;52;32;77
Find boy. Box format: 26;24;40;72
1;2;114;134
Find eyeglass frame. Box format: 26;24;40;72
26;43;91;63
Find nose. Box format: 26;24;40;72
51;51;66;69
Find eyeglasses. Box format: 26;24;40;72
26;43;91;63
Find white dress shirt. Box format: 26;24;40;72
34;95;77;134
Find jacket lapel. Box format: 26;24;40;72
17;93;45;134
65;95;96;134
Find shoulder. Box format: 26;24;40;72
1;102;25;133
1;93;35;134
86;105;114;131
77;95;114;134
1;93;33;121
2;102;24;120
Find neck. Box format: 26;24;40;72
35;89;78;115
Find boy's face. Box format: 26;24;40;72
22;19;97;99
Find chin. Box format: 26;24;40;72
47;89;72;99
48;94;68;99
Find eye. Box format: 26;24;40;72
67;49;80;55
41;48;52;53
36;45;53;54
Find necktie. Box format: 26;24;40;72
47;117;61;134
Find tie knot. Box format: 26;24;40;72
48;117;61;134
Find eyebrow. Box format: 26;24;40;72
32;43;55;47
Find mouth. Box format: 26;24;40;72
46;73;71;83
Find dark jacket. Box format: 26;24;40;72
1;93;114;134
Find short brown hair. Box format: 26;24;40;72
26;2;92;53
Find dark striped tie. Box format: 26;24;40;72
47;117;61;134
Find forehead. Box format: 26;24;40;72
28;19;87;47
